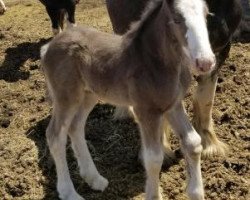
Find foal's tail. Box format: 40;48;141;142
40;42;50;60
40;42;53;104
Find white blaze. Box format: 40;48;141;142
175;0;215;74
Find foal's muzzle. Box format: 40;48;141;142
195;54;216;74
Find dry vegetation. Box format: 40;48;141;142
0;0;249;200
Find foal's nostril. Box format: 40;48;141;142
195;57;215;73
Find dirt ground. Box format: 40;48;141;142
0;1;249;200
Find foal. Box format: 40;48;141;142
41;0;215;199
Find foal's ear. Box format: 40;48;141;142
165;0;175;11
203;3;210;17
166;0;174;6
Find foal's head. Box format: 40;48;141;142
172;0;215;75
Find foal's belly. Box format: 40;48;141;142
85;78;132;106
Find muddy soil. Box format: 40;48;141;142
0;1;249;200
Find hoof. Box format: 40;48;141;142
199;129;228;158
58;185;84;200
202;139;228;158
193;125;228;158
84;173;109;192
187;190;204;200
145;193;163;200
91;175;109;191
187;184;204;200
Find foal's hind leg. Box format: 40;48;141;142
162;119;175;163
68;93;108;192
46;106;84;200
134;108;164;200
166;103;204;200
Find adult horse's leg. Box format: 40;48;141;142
68;92;108;192
45;7;62;35
193;44;231;157
66;2;76;28
134;108;164;200
166;103;204;200
59;10;65;31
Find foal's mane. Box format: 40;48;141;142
122;0;163;48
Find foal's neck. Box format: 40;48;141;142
125;0;182;68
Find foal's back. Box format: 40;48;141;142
42;26;134;105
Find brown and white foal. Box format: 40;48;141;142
41;0;214;199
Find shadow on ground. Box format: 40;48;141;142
0;38;50;82
25;104;180;199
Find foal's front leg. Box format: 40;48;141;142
166;103;204;200
115;106;175;165
134;108;164;200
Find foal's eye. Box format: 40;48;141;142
173;13;183;24
174;19;181;24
